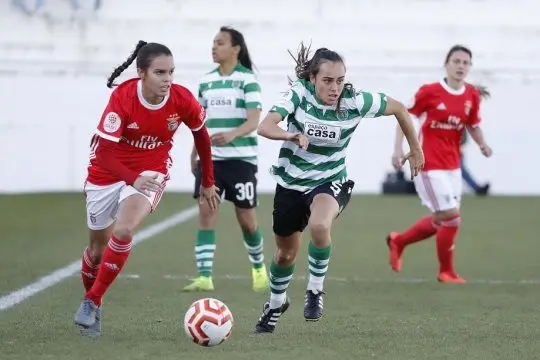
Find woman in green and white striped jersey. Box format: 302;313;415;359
184;26;269;293
254;43;425;333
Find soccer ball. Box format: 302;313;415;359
183;298;233;347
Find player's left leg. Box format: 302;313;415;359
235;207;268;292
304;195;339;321
434;169;465;283
304;180;354;321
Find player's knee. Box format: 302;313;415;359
275;248;297;265
239;222;258;235
113;226;135;241
433;209;461;225
308;221;331;240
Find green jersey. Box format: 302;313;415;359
198;63;262;164
269;79;388;192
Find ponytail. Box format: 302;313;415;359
106;40;147;88
219;26;253;70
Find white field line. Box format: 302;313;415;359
0;206;198;311
119;274;540;285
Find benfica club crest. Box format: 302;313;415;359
167;113;180;131
464;100;472;116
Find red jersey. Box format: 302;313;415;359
408;80;481;171
87;78;206;185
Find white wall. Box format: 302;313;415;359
0;69;537;195
1;0;539;194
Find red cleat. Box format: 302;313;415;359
437;271;466;284
386;232;403;272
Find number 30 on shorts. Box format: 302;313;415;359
235;181;255;201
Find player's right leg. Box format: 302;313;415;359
77;181;123;337
254;232;299;334
184;161;221;292
433;169;464;283
255;185;305;334
386;171;441;272
183;199;219;292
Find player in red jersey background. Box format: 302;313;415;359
74;40;220;337
387;45;493;283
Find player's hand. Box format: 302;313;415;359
402;147;425;179
190;157;198;177
391;149;404;170
211;131;236;146
287;133;309;150
480;144;493;157
134;174;162;196
199;185;221;211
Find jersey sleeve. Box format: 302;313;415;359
269;80;304;120
183;91;207;132
95;91;127;142
243;75;262;110
408;85;429;117
354;91;388;118
468;90;482;127
197;84;207;109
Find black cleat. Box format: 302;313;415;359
254;297;290;333
475;184;490;196
304;290;324;321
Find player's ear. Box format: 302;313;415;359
137;68;145;80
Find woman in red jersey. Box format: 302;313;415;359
74;40;220;337
387;45;493;284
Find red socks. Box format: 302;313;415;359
86;235;132;306
395;216;438;247
436;216;461;273
81;247;99;291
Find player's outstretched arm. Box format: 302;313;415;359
392;124;406;170
384;97;425;177
257;112;290;140
257;112;308;149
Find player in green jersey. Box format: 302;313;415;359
184;27;269;293
254;43;425;333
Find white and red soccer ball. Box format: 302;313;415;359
183;298;233;347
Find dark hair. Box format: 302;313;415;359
219;26;253;70
473;84;491;100
288;42;353;109
445;44;473;64
106;41;173;88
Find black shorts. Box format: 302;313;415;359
272;180;355;237
193;160;258;209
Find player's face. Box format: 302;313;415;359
311;61;346;106
139;55;175;99
212;31;239;64
445;51;471;82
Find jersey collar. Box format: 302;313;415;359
440;79;466;95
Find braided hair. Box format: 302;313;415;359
106;41;172;88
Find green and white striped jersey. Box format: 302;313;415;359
198;63;262;164
269;79;388;192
